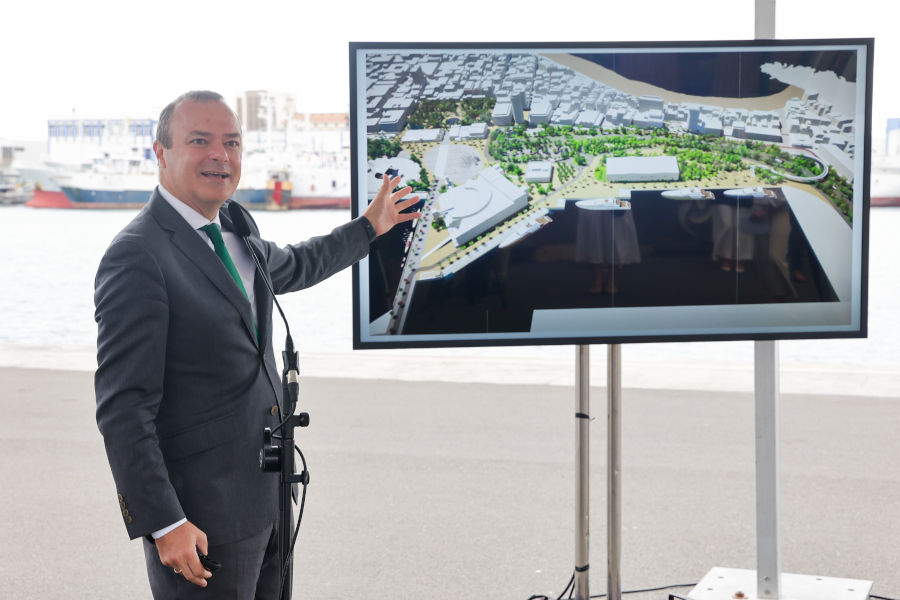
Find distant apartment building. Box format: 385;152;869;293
46;117;157;159
236;91;296;131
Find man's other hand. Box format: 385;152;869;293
156;521;211;587
362;175;423;237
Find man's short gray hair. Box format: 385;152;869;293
156;90;228;149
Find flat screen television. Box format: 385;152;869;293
350;39;873;349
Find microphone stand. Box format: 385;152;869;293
257;286;310;600
229;203;308;600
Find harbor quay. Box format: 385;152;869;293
1;366;898;600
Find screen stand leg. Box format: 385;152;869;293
574;345;590;600
755;340;781;599
607;344;622;600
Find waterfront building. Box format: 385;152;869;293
744;125;782;143
402;129;445;143
438;164;529;247
525;161;553;183
638;95;665;112
607;156;680;182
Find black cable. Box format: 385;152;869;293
604;582;697;597
528;576;696;600
277;445;309;599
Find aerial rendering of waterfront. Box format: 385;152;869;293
359;48;862;340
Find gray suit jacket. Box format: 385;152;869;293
95;190;369;545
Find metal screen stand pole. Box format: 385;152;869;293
754;3;780;599
574;345;590;600
755;340;781;599
607;344;622;600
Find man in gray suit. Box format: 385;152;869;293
94;90;419;598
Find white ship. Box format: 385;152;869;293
661;187;714;200
723;186;777;199
575;197;632;210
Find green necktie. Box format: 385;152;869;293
199;223;258;344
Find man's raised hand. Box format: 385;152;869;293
362;175;423;237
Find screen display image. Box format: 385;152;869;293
351;40;872;349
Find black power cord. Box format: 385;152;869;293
527;576;696;600
277;445;309;599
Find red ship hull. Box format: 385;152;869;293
25;188;73;208
288;196;350;210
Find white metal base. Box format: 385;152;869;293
688;567;872;600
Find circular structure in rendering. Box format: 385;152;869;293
424;144;483;184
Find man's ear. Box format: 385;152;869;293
153;140;166;169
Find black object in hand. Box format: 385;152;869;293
197;549;221;572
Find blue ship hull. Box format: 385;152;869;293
61;186;151;207
60;186;269;208
232;189;267;204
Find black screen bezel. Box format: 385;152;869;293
350;38;873;350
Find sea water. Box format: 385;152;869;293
1;205;898;367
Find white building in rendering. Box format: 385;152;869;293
817;143;855;182
402;128;444;143
449;123;489;141
438;164;529;247
529;98;553;124
363;52;857;183
607;156;680;182
525;161;553;183
492;102;513;126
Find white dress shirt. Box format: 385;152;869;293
151;185;258;540
157;185;258;323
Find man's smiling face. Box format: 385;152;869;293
155;99;242;218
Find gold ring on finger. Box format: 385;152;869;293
174;569;182;574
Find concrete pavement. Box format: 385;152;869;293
0;367;898;600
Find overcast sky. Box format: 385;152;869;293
1;0;895;142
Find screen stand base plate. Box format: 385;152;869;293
687;567;871;600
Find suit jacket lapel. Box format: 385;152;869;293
219;206;272;355
148;192;258;348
